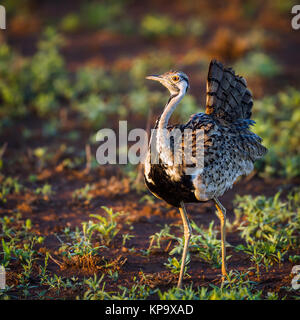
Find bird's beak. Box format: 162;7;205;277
146;75;162;82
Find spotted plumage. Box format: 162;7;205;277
144;59;267;288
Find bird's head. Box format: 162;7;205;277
146;71;189;96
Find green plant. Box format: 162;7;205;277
33;147;48;169
81;1;124;29
72;184;94;203
58;224;103;263
114;282;153;300
60;13;81;32
289;255;300;263
83;274;111;300
0;28;71;119
0;44;27;117
46;274;71;295
35;183;54;199
164;256;190;276
0;213;43;268
233;192;299;248
39;252;50;284
74;67;114;97
185;18;206;37
58;208;123;269
158;284;207;300
139;194;156;205
21;237;38;280
234;51;281;79
107;270;119;282
140;14;184;38
121;233;135;246
89;207;124;245
232;190;299;273
158;272;263;300
145;224;172;255
0;176;23;203
28;28;71;116
74;95;109;128
170;221;231;268
253;88;300;178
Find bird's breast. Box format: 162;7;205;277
144;163;199;207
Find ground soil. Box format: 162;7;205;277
1;0;300;299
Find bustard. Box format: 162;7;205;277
144;60;267;288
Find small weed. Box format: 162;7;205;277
0;176;23;203
289;255;300;264
82;274;111;300
233;190;299;274
164;256;190;277
170;221;231;268
72;184;94;203
121;233;135;247
35;183;54;200
89;206;124;245
146;224;172;254
253;88;300;178
234;51;281;78
58;225;104;270
107;270;119;282
114;277;156;300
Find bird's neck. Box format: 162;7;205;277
158;91;185;129
155;90;185;167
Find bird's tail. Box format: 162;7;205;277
205;60;253;122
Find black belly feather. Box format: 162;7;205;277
144;164;199;207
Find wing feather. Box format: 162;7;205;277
205;60;253;122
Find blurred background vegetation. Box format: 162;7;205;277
0;0;300;301
0;0;299;180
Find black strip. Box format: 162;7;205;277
230;91;239;105
207;77;221;84
211;60;224;71
181;75;189;83
167;92;179;105
224;68;235;76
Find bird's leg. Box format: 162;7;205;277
213;197;228;279
177;201;192;289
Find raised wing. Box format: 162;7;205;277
205;59;253;122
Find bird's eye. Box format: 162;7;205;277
172;75;179;82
